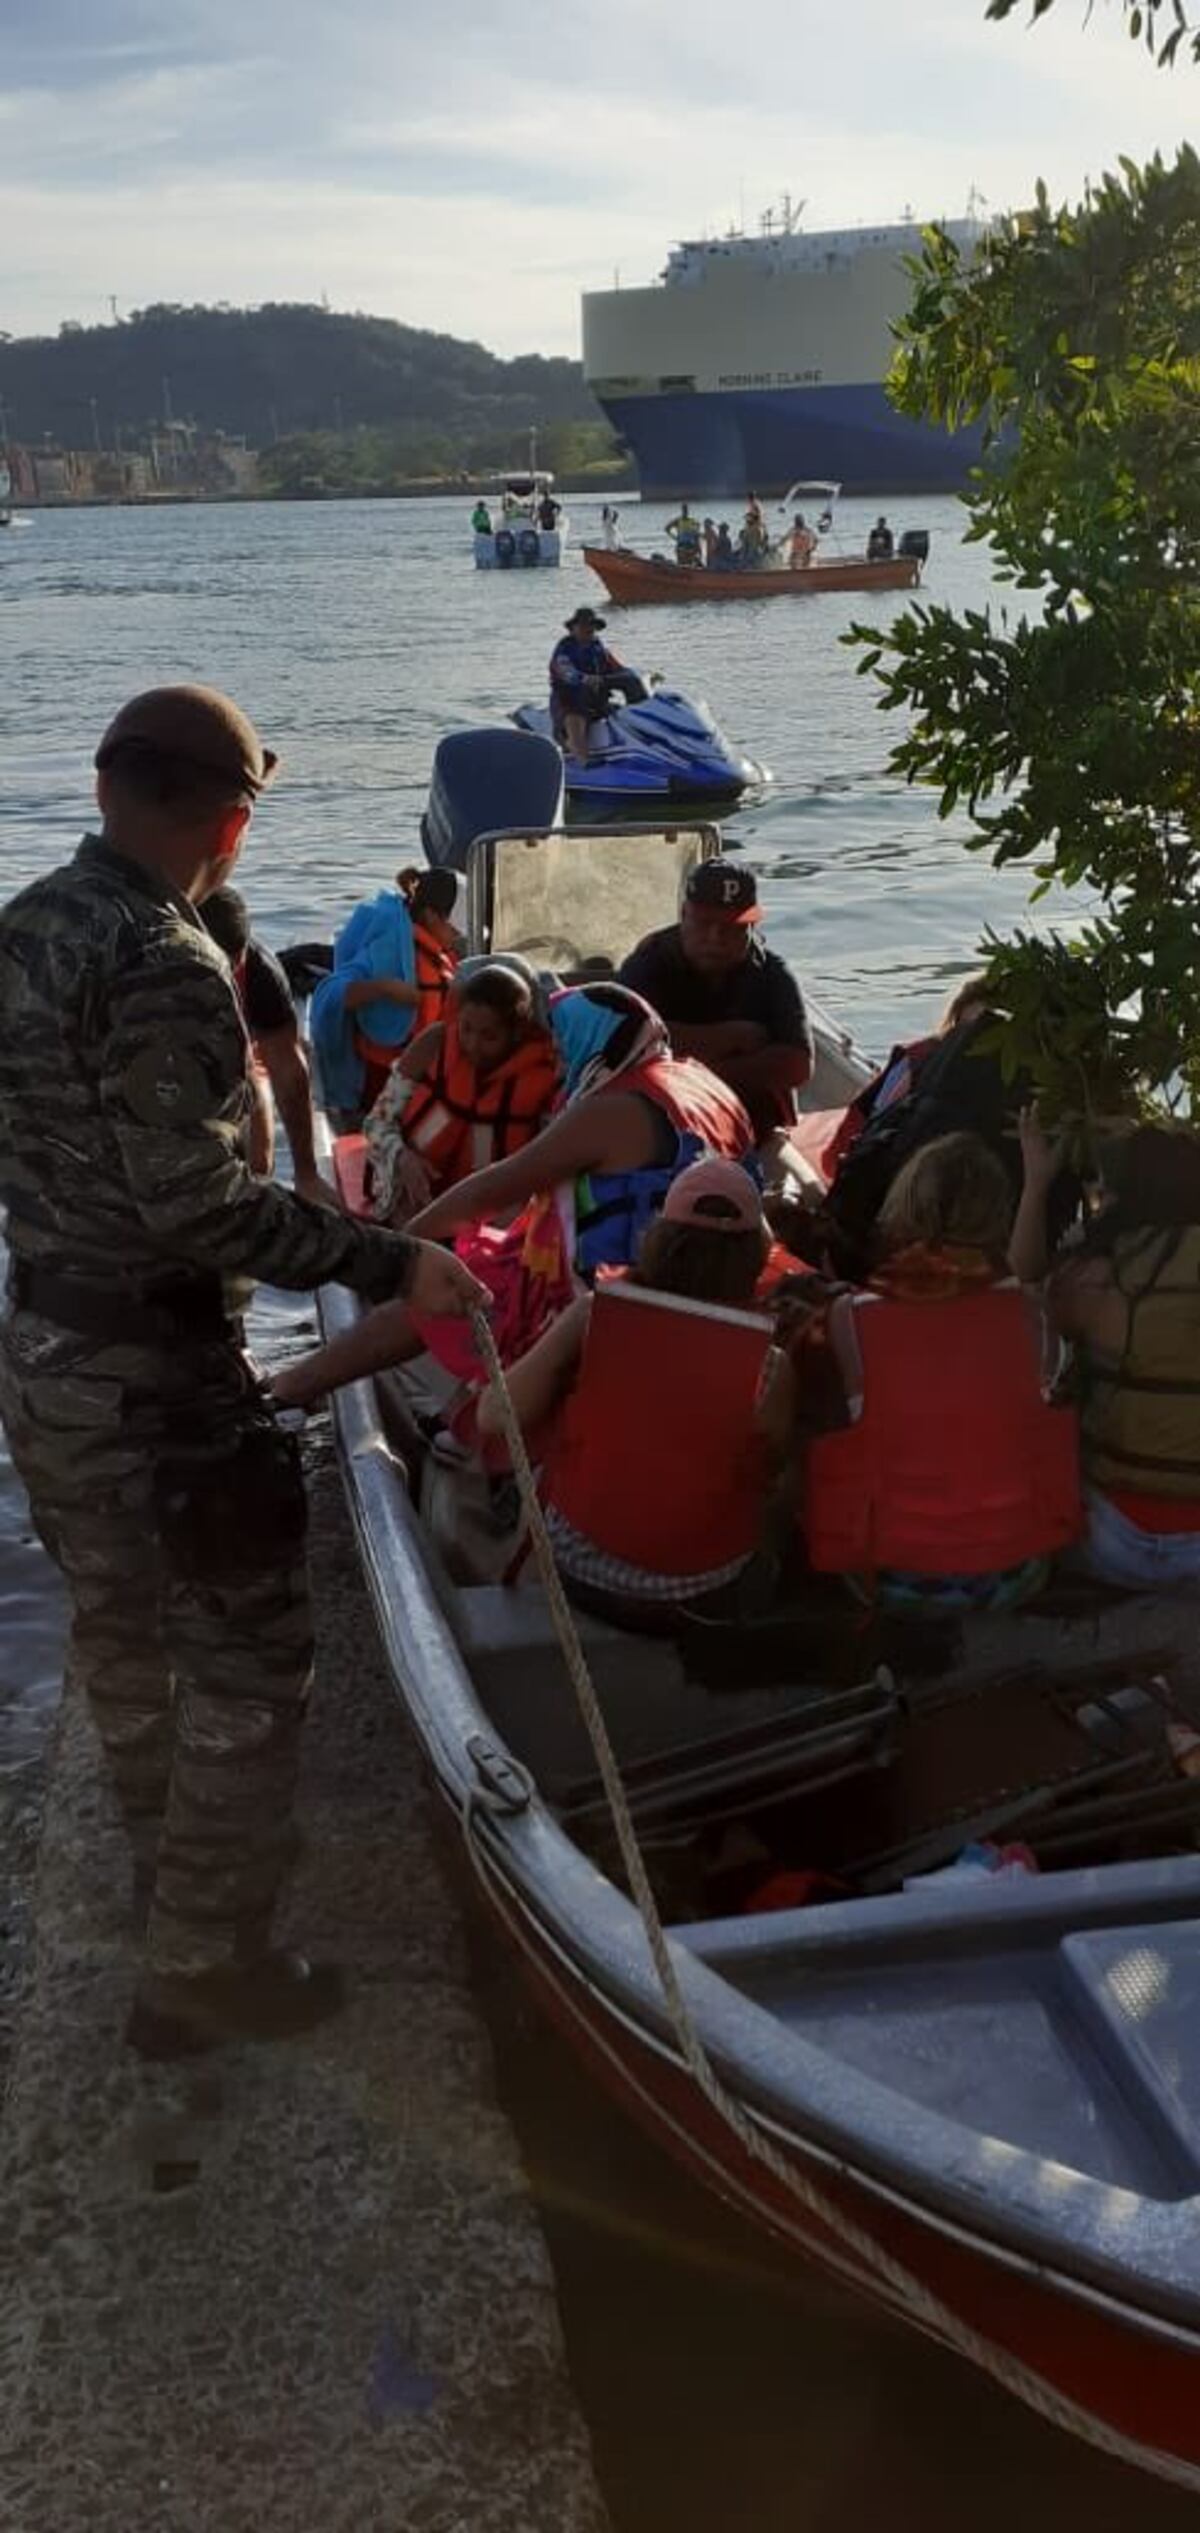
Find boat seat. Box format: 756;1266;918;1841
454;1584;827;1794
1060;1923;1200;2182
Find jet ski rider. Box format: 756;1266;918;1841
549;606;627;765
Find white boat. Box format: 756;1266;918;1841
314;808;1200;2496
473;447;567;570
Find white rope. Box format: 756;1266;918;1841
466;1304;1200;2491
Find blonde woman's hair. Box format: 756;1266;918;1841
877;1131;1013;1260
939;969;992;1032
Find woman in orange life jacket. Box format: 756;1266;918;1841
363;961;559;1224
801;1130;1080;1614
1012;1108;1200;1592
271;983;753;1413
476;1159;793;1632
398;867;461;1031
337;866;461;1110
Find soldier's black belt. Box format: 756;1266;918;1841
8;1261;241;1348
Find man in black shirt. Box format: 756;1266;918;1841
619;859;813;1140
202;887;334;1205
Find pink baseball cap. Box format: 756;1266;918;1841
662;1159;764;1232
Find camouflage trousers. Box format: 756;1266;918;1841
0;1309;313;1978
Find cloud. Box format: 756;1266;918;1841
1;0;1190;354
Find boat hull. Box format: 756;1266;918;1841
583;545;920;604
593;381;981;502
466;1827;1200;2496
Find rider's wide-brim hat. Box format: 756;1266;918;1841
565;608;606;631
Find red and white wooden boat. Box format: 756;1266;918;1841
583;543;921;604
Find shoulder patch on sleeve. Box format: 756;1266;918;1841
117;1035;215;1128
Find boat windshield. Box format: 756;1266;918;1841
470;825;716;972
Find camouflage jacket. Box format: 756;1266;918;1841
0;836;416;1305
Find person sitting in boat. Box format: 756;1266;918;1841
867;516;894;562
711;523;736;572
1012;1112;1200;1592
549;606;627;764
475;1160;792;1631
801;1132;1080;1613
789;513;817;569
816;981;1062;1283
471;499;493;535
200;885;336;1206
619;859;813;1145
363;960;560;1224
666;504;703;567
308;864;461;1116
536;490;561;531
270;984;754;1416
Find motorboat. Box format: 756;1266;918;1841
311;797;1200;2495
512;680;766;812
583;482;927;605
473;455;567;571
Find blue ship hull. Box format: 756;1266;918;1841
595;382;980;501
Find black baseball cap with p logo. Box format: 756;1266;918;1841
683;858;763;926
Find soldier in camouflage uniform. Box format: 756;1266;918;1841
0;685;485;2055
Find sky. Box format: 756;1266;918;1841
0;0;1193;358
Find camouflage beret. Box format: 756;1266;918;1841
95;685;278;794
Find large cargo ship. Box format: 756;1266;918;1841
582;204;983;499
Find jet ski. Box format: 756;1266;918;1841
512;675;767;811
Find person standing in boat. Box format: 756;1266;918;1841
0;683;487;2057
666;504;703;566
703;517;720;568
1012;1113;1200;1591
867;516;895;561
536;489;561;531
471;498;492;535
742;493;769;562
789;513;817;568
600;503;620;550
549;606;627;765
619;860;813;1144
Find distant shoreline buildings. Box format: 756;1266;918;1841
2;423;259;506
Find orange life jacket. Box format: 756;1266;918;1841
804;1282;1081;1576
414;922;458;1032
543;1281;772;1578
402;1015;559;1190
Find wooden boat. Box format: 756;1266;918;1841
583;542;921;604
317;818;1200;2493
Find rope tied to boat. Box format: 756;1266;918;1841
465;1303;1200;2491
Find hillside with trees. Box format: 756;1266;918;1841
0;302;624;482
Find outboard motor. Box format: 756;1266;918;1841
898;528;930;562
420;726;565;873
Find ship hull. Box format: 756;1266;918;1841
595;380;978;501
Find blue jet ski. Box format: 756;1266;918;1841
512;675;766;811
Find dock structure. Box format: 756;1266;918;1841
0;1435;608;2533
